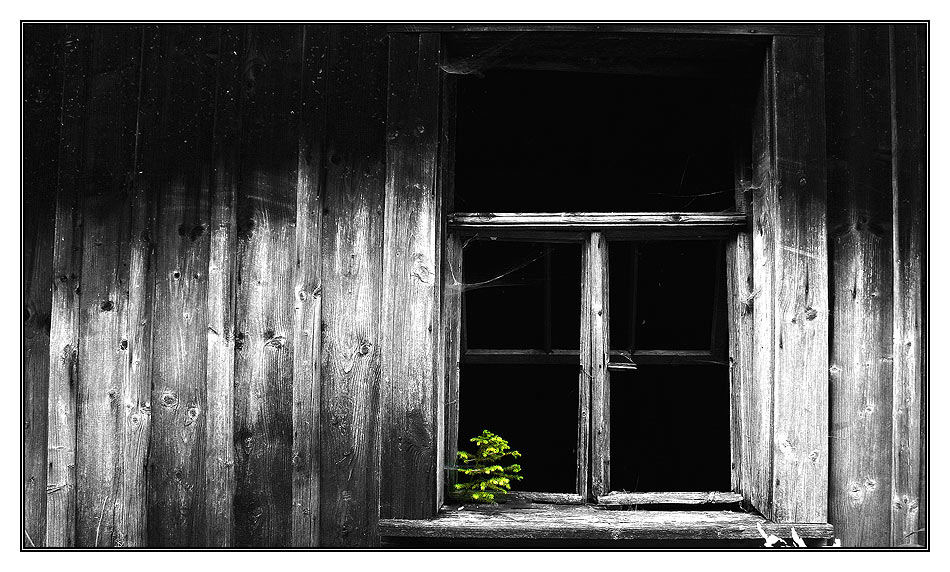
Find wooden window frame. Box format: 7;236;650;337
379;26;829;536
434;28;829;523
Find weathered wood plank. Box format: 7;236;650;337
450;212;747;233
890;23;926;548
769;35;830;523
598;491;743;506
74;25;142;547
46;23;90;549
588;232;609;496
139;25;217;547
379;504;835;541
746;49;775;519
825;25;894;547
23;24;64;548
291;24;329;548
442;234;463;502
113;26;156;548
437;74;458;508
319;25;388;546
578;234;591;501
201;24;244;547
232;24;301;547
391;24;823;36
380;32;442;522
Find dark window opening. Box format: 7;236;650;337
457;364;579;494
454;70;737;213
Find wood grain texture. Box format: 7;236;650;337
890;23;926;548
138;25;217;547
232;25;301;547
379;504;835;541
318;25;388;546
442;234;462;500
577;235;591;501
747;51;776;519
588;232;609;496
46;24;91;548
825;25;894;547
201;24;243;547
598;491;743;506
450;212;747;232
380;32;442;521
73;25;142;547
291;24;329;547
435;72;457;511
769;35;830;523
23;24;64;548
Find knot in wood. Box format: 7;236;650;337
99;300;114;312
160;390;179;409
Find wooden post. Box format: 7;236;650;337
588;232;609;496
380;31;442;521
769;35;830;524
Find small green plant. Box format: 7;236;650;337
453;430;523;503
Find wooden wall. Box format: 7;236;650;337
22;23;926;548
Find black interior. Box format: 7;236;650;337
454;69;737;213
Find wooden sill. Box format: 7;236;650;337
379;504;834;541
597;491;744;506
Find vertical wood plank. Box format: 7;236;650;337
201;24;244;547
588;232;609;497
232;24;302;547
442;235;462;499
890;23;926;547
825;25;894;547
319;25;388;546
727;96;754;498
46;23;90;548
115;26;155;548
437;73;458;507
74;25;142;547
380;32;442;521
770;35;830;523
140;25;218;547
747;51;776;518
23;24;64;548
291;24;330;547
577;236;591;501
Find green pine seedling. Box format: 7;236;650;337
453;430;523;504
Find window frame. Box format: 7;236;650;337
428;28;829;524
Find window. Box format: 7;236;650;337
444;68;748;503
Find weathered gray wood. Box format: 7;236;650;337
290;24;329;548
114;26;156;548
598;491;743;506
392;24;823;36
231;25;301;547
578;235;592;501
200;24;243;548
462;348;579;365
46;24;90;549
380;32;442;522
508;492;585;504
140;25;217;547
588;232;609;496
442;235;463;501
437;74;459;507
825;25;894;547
379;504;835;541
746;49;776;519
890;23;926;548
23;24;64;548
450;213;747;235
74;25;142;547
769;35;830;523
318;25;388;546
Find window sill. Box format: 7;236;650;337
378;503;834;543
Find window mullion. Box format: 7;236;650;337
588;231;610;497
